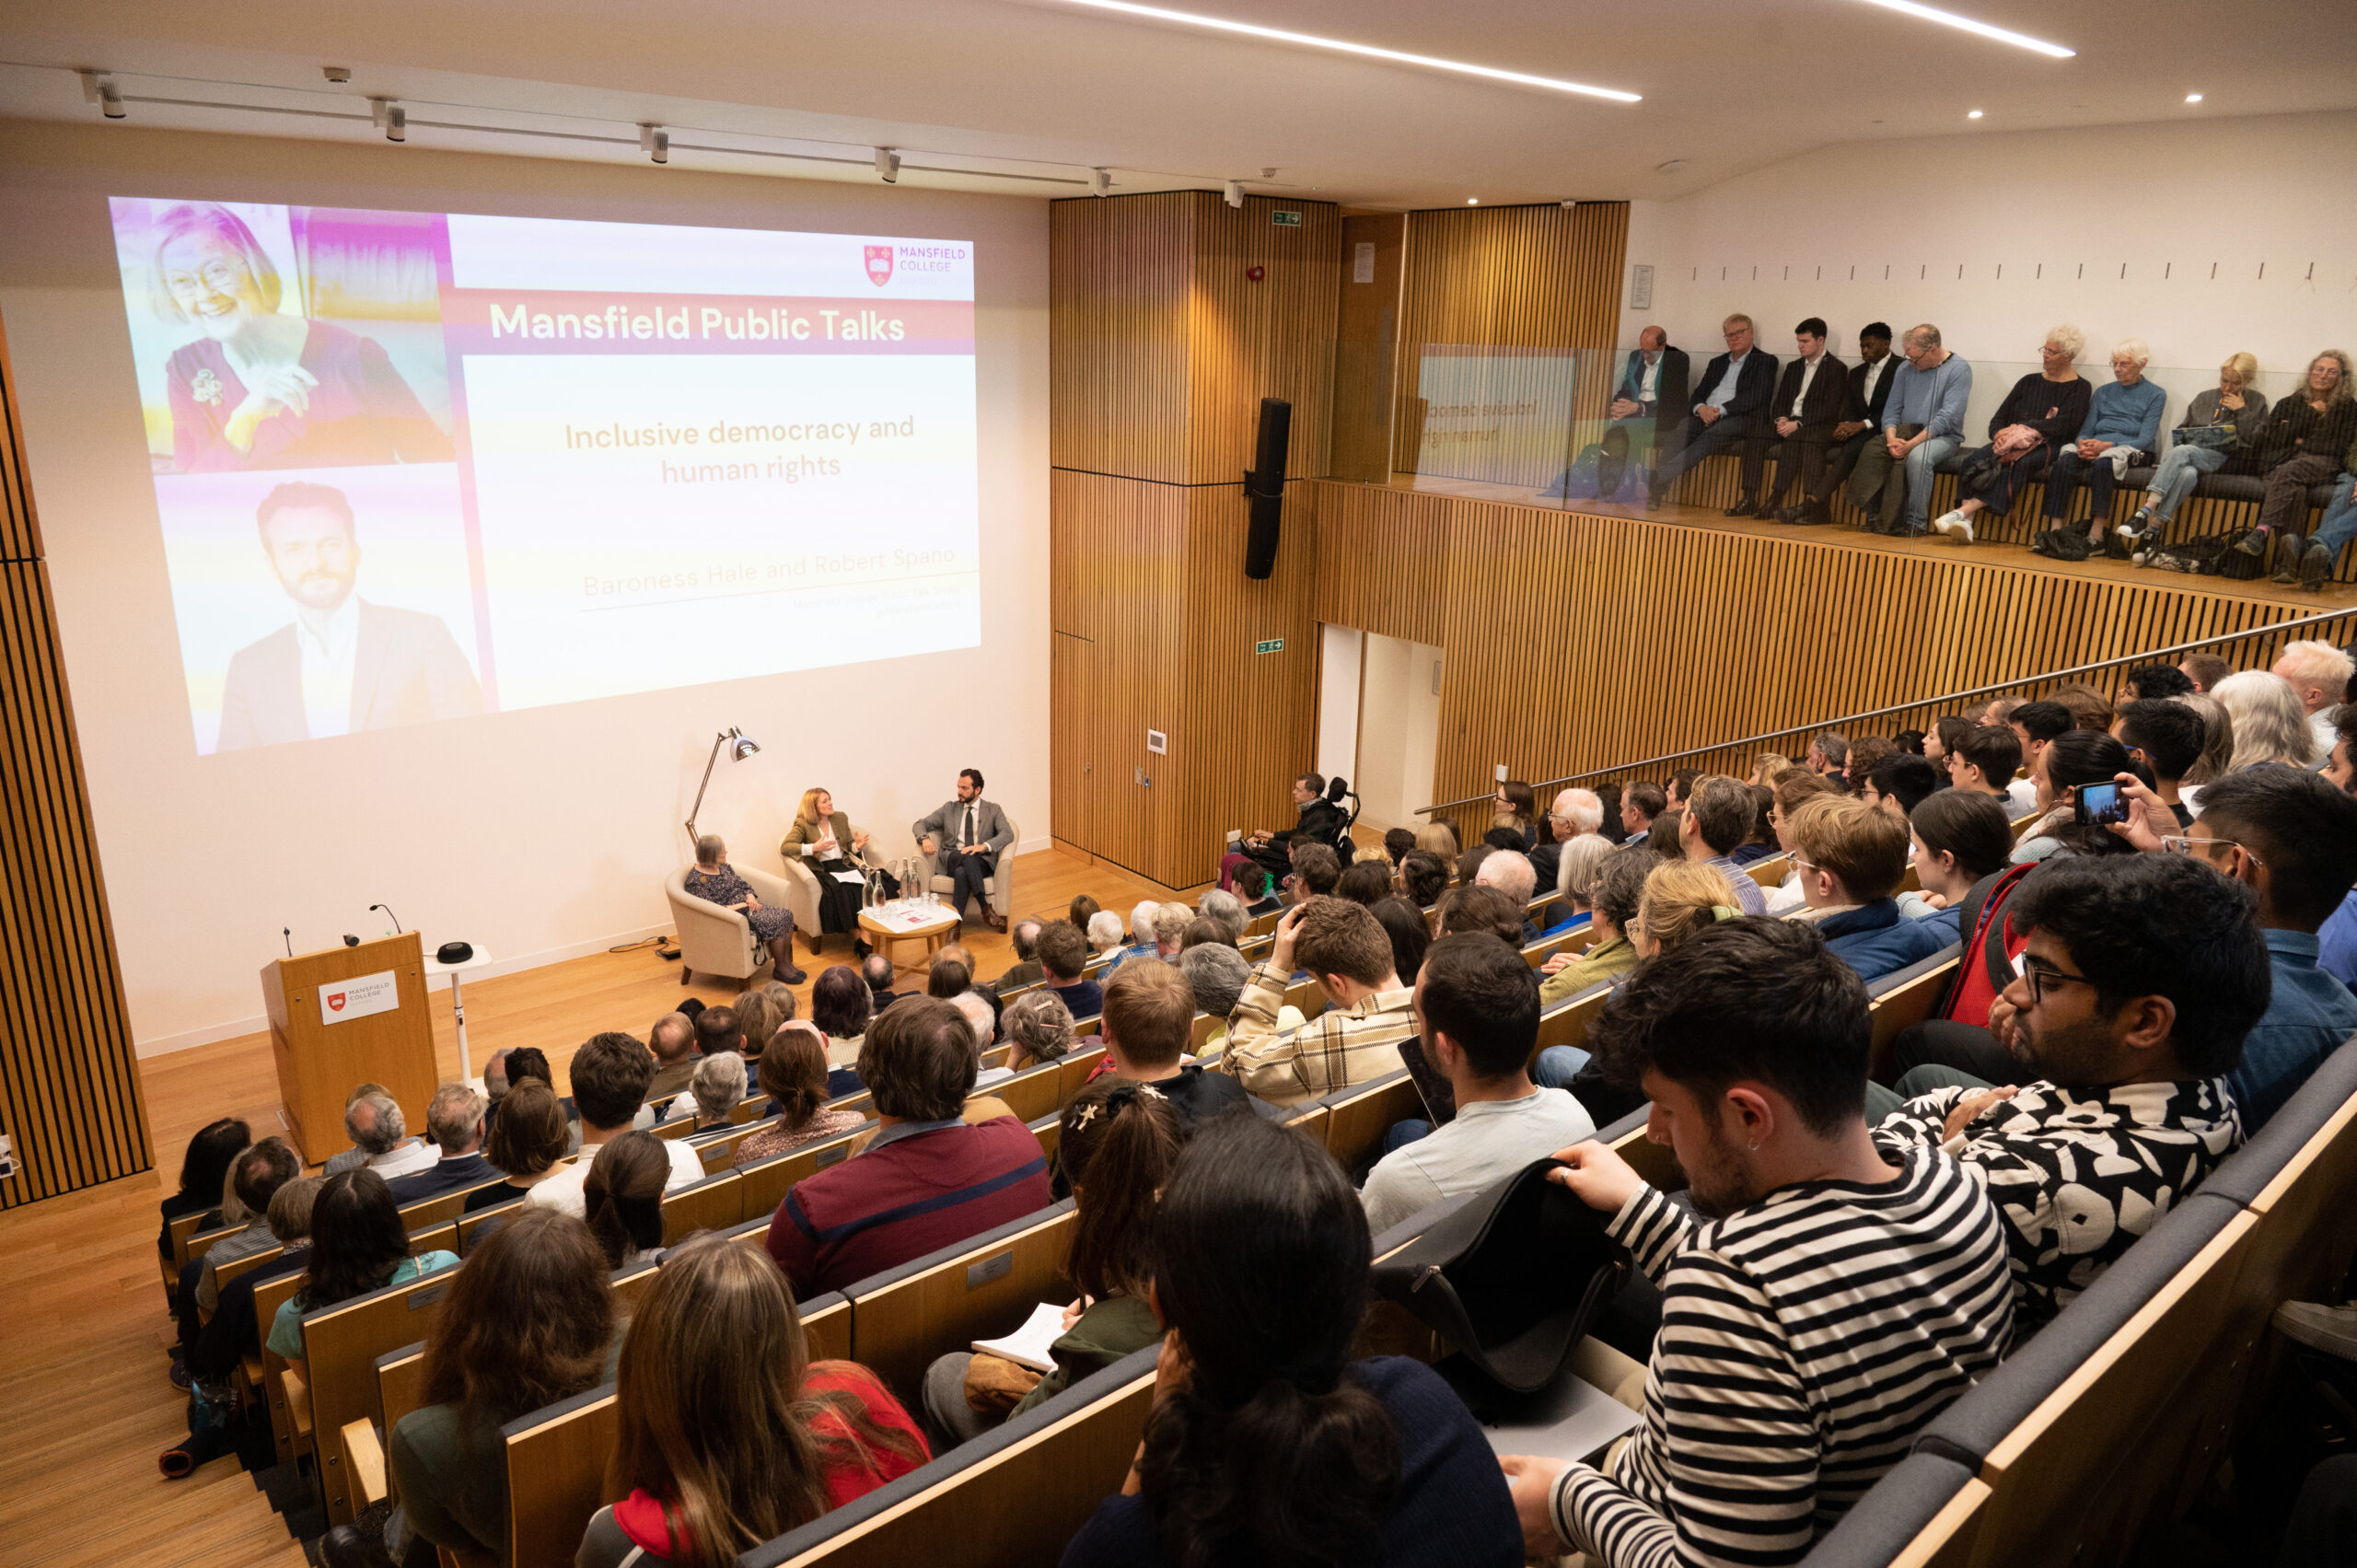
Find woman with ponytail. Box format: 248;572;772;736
1061;1114;1521;1568
576;1236;928;1568
923;1077;1180;1443
582;1132;670;1271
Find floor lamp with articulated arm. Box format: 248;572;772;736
685;726;761;847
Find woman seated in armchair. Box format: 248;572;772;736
781;786;892;957
686;834;807;984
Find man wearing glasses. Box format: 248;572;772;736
1866;854;2267;1339
1644;313;1778;514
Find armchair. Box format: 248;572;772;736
777;842;888;954
664;864;796;987
918;817;1018;922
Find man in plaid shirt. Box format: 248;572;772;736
1218;897;1416;1107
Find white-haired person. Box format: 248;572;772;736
2270;642;2355;758
1530;787;1605;893
664;1051;748;1140
1931;326;2090;546
1196;887;1248;943
683;833;807;984
2212;669;2320;772
1109;900;1160;969
2120;352;2268;557
1552;833;1619;926
2039;337;2165;552
1085;909;1128;960
1474;851;1541;943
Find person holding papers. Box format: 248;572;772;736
782;786;888;955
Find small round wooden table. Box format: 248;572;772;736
857;901;962;976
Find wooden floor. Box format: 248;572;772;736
1385;470;2351;610
0;843;1188;1568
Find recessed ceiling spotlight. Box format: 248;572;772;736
1467;197;1479;205
2185;92;2204;103
1853;0;2073;57
1968;109;1984;119
1052;0;1642;101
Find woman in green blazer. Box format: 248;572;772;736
782;787;885;953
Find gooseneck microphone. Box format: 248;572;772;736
283;927;294;957
370;903;403;934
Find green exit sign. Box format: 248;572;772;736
1255;637;1285;655
1271;210;1302;227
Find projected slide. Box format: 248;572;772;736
107;199;980;753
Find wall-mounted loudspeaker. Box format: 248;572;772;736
1243;397;1292;580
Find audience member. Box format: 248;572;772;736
809;964;874;1069
1646;313;1777;512
1492;777;1538;847
1844;734;1898;796
1225;772;1341;888
1472;847;1541;935
993;920;1046;993
1036;920;1104;1020
385;1085;495;1204
1194;887;1248;942
926;957;974;1000
1731;785;1780;865
1067;893;1101;935
1554;831;1619;912
668;1051;747;1136
1415;818;1461;860
1773;321;1897;523
1807;727;1852;784
2176;691;2235;800
1676;774;1767;914
2038;339;2165;552
1334;858;1394;905
2270;640;2353;757
1289;842;1342;900
1530;787;1605;889
1736;316;1846;521
2007;695;2073;773
382;1208;617;1568
2120;660;2195;703
1783;796;1951;981
1176;916;1228;952
1863;752;1942;819
1367;897;1432;997
1644;807;1684;859
1607;323;1689;460
2050;681;2119;733
343;1091;436;1180
1361;934;1596;1234
1620;781;1666;844
1947;723;2030;817
1851;322;1972;537
1541;847;1658;1010
1086;908;1130;956
2013;730;2149;865
1102;958;1255;1128
579;1237;927;1568
2213;669;2319;770
1001;988;1076;1071
267;1169;459;1371
582;1132;669;1272
923;1078;1178;1444
528;1032;702;1217
648;1011;700;1104
2120;354;2267;553
466;1081;573;1213
187;1136;300;1318
735;1024;865;1166
1398;848;1450;907
950;993;1001;1072
2161;768;2357;1128
1923;716;1971;767
860;953;906;1015
1506;917;2012;1564
1870;854;2266;1338
1932;325;2090;544
766;998;1051;1296
189;1176;318;1390
1381;826;1418;865
1062;1114;1522;1568
1440;882;1527;947
2111;697;2207;826
1221;898;1413;1107
1234;863;1282;917
2235;350;2356;581
1763;767;1844;913
1899;788;2015;932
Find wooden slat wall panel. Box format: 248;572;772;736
1050;194;1194;483
0;313;151;1207
1184;197;1341;484
1330;214;1405;484
1306;480;2315;841
1391;203;1629;486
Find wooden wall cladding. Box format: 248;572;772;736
1306;480;2314;838
1330;214;1404;484
1051;192;1340;487
1391;203;1630;486
0;315;152;1208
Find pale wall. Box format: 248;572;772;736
0;118;1051;1053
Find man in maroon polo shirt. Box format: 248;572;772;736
767;995;1051;1297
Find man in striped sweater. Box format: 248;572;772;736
1503;918;2015;1568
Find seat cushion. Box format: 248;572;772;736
2199;1032;2357;1205
1800;1452;1980;1567
2195;474;2267;504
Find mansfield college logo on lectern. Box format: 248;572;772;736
327;992;348;1013
865;246;895;286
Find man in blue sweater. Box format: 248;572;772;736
2045;337;2167;554
1848;322;1972;537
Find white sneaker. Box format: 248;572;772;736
1931;509;1974;543
2117;516;2148;540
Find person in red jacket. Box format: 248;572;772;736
767;996;1051;1297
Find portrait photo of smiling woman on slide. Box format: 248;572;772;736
132;200;454;472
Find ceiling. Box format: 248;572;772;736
3;0;2352;207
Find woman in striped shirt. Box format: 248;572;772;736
1503;917;2014;1568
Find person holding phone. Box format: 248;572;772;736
2011;732;2152;865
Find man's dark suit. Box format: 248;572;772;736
1747;353;1852;510
384;1151;497;1206
1610;346;1692;447
1650;350;1781;500
215;598;483;751
1813;354;1902;505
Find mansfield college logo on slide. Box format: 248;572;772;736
865;246;895;286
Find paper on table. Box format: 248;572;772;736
830;871;868;885
970;1299;1069;1373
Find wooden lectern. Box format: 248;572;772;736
261;933;437;1167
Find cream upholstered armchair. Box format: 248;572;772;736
664;864;796;987
918;817;1018;921
776;842;888;954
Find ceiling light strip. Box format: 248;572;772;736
1853;0;2074;58
1053;0;1642;101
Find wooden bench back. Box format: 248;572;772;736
994;1056;1067;1123
505;1389;619;1568
1055;1046;1109;1105
737;1123;871;1219
846;1206;1078;1400
186;1217;249;1268
659;1171;745;1246
254;1269;310;1462
212;1239;288;1294
394;1177;510;1232
1869;958;1960;1079
1322;1072;1423;1174
301;1261;461;1525
456;1195;531;1254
